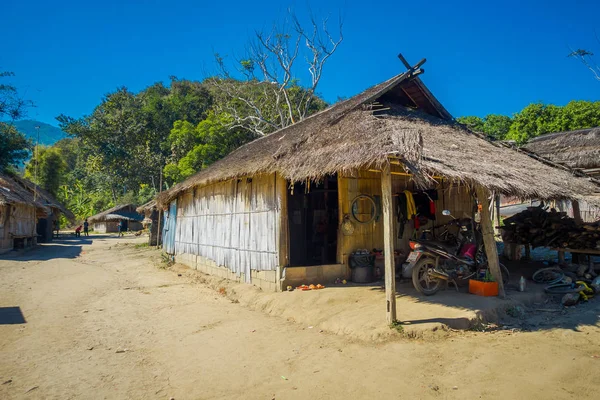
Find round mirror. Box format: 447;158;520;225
351;195;377;224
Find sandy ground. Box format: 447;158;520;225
1;235;599;400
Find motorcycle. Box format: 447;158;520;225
405;210;509;296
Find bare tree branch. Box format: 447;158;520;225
210;8;343;137
568;48;600;82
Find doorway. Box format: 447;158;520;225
287;175;339;266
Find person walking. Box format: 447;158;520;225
118;220;124;237
83;219;89;237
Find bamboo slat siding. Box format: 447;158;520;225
0;204;36;252
9;204;36;237
173;174;281;280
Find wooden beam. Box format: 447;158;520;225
381;163;397;323
572;200;583;224
367;169;444;180
476;186;506;298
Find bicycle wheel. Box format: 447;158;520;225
532;267;564;285
544;283;586;294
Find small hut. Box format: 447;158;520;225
137;200;160;245
524;127;600;221
88;204;143;233
9;174;75;242
155;59;599;322
0;173;46;253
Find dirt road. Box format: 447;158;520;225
1;236;599;399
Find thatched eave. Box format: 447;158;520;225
524;127;600;171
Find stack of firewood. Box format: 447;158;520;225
500;205;600;249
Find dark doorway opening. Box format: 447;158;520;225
287;175;339;266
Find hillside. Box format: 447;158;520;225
12;120;66;146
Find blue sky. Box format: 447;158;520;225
2;0;599;126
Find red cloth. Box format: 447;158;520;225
429;200;436;217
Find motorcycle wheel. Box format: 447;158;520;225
412;257;443;296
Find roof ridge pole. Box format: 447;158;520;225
475;186;506;298
381;161;397;323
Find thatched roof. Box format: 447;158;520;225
158;69;600;207
523;127;600;173
0;173;47;211
9;174;74;219
0;173;74;219
88;204;143;222
136;199;156;214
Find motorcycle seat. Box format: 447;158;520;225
422;240;456;254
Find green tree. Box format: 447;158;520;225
457;115;512;140
57;79;214;198
25;146;67;196
456;116;484;132
0;122;31;171
0;71;33;171
164;112;257;185
482;114;512;140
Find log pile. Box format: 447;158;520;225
500;205;600;249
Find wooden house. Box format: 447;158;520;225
88;204;143;233
0;173;54;253
524;127;600;222
9;174;74;242
156;60;599;322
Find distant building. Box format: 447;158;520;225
88;204;143;233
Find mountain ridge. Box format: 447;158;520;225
12;119;66;146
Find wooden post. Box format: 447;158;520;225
276;173;289;290
572;200;583;224
493;194;501;236
381;163;397;323
476;186;506;298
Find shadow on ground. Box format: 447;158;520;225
0;307;26;324
360;261;600;332
0;235;107;261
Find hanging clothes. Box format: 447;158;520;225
404;190;416;219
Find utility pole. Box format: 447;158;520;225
33;125;40;238
156;165;163;249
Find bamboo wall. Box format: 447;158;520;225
337;169;474;265
173;173;284;281
0;204;37;253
